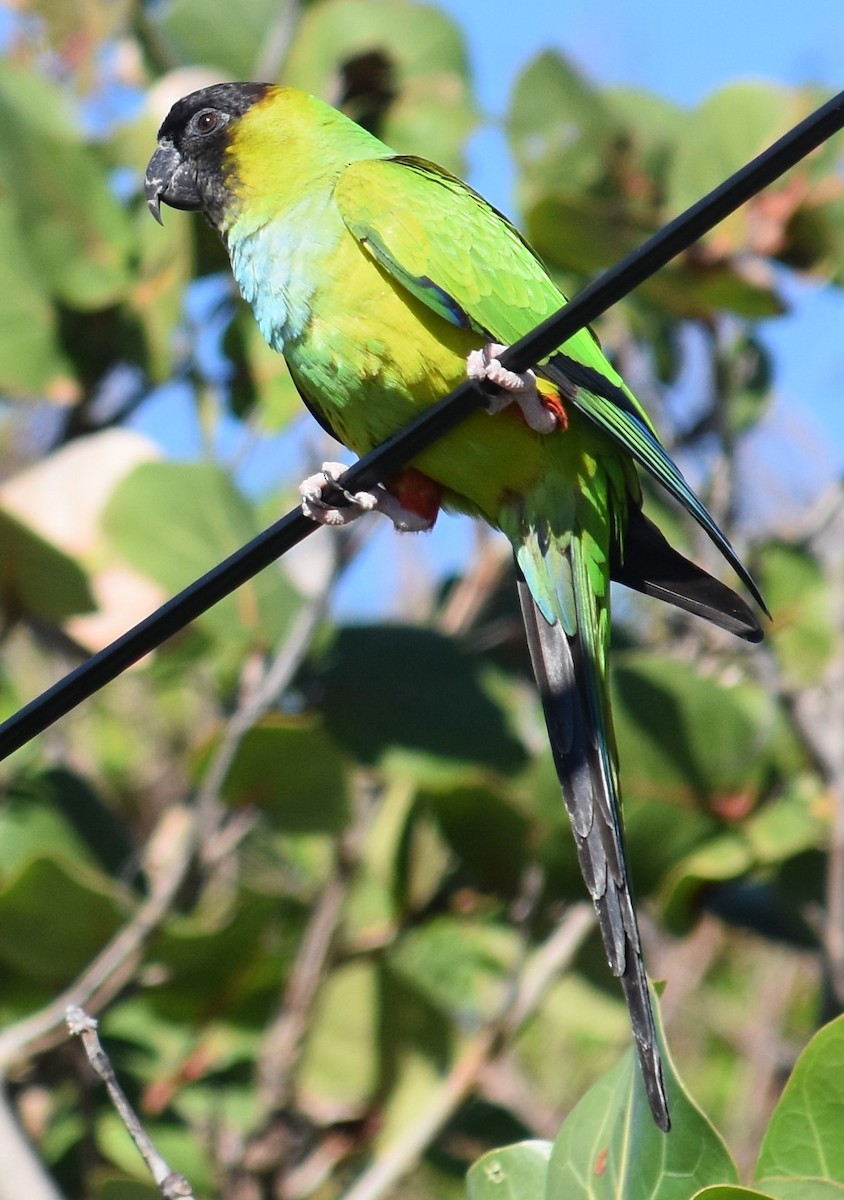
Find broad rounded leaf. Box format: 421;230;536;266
104;461;302;647
756;1014;844;1185
0;506;95;623
547;992;737;1200
320;625;527;775
756;1183;844;1200
667;83;797;250
612;654;800;808
299;960;380;1115
693;1189;779;1200
220;714;350;833
0;768;133;880
0;62;133;310
423;781;530;894
508;52;614;193
283;0;476;169
0;856;127;985
0;197;73;396
97;1110;213;1194
152;0;281;80
389;917;519;1023
468;1141;552;1200
662;777;827;934
225;307;303;428
759;542;835;686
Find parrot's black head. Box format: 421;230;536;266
145;82;270;224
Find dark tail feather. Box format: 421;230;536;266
614;508;764;642
516;572;670;1131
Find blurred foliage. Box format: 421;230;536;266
0;1;840;1199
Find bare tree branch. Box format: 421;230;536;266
258;779;377;1113
67;1007;195;1199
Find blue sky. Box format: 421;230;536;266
443;0;844;110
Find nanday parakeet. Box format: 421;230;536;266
146;82;766;1132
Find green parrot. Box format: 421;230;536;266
146;82;765;1131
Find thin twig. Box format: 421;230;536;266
67;1007;195;1199
252;0;300;81
195;579;336;854
339;903;595;1200
437;528;510;637
258;781;376;1112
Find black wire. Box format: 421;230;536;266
2;86;844;762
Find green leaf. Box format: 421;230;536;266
0;783;98;880
662;777;827;933
389;917;519;1023
468;1141;552;1200
299;960;380;1114
0;197;74;396
0;62;133;310
756;1183;844;1200
0;768;132;880
319;626;527;775
514;975;630;1114
645;261;783;320
0;504;95;623
0;856;127;985
611;655;798;808
422;781;530;894
127;195;196;383
508;52;615;194
667;83;796;241
103;461;301;648
220;714;350;833
782;195;844;284
759;542;835;685
283;0;477;170
143;888;295;1023
152;0;282;79
756;1014;844;1185
547;994;737;1200
96;1181;161;1199
603;86;686;175
225;307;304;428
524;192;648;278
693;1189;780;1200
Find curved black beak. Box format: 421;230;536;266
145;141;202;224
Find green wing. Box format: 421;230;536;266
335;155;651;422
335;155;765;608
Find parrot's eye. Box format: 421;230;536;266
192;109;224;136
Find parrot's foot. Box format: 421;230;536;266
467;342;558;434
299;462;436;532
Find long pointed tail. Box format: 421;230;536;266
516;570;670;1131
